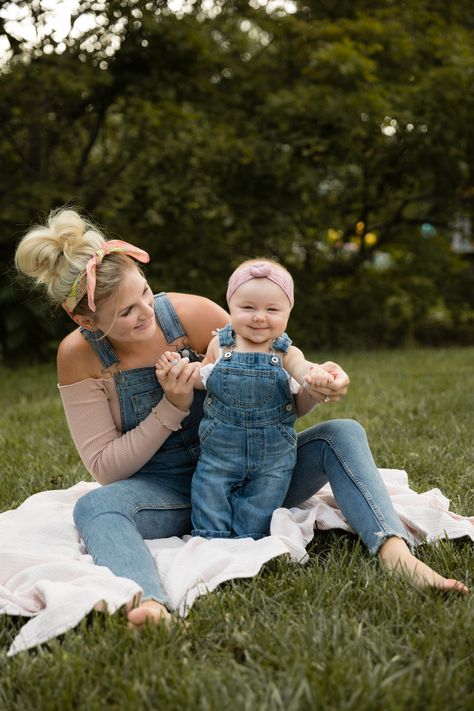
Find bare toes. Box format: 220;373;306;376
443;579;470;595
127;603;172;630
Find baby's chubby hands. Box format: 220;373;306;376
155;351;182;382
155;351;201;411
302;364;335;400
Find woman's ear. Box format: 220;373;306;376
71;314;96;331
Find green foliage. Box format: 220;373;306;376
1;0;473;361
0;349;473;709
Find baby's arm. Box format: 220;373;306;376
200;335;219;368
283;346;334;399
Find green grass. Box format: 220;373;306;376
0;348;473;711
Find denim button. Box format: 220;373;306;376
224;351;232;359
207;397;213;405
270;355;279;365
181;349;190;357
285;403;293;411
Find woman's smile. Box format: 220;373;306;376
135;317;153;331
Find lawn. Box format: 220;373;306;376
0;348;473;711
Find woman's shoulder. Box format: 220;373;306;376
166;292;229;355
166;291;226;315
57;328;103;385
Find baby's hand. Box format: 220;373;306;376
303;364;335;399
155;351;182;384
154;351;202;411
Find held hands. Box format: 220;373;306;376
155;351;201;412
303;361;350;404
302;364;335;401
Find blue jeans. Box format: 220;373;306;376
73;419;411;607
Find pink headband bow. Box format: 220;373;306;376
62;239;150;316
226;261;294;307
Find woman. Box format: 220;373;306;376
14;209;468;629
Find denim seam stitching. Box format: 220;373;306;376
131;503;191;515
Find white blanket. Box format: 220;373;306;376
1;469;472;657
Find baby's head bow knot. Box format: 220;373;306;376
248;263;271;278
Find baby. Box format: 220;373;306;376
156;259;334;539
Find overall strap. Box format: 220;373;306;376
154;292;187;344
272;332;292;354
79;327;120;369
217;323;235;348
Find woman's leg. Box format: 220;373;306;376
285;419;410;553
285;419;469;592
73;473;193;624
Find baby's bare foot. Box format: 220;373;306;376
378;537;469;594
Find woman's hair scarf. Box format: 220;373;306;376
62;240;150;316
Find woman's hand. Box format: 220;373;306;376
155;351;201;412
294;361;349;417
302;363;335;400
315;361;350;403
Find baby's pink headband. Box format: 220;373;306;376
226;262;294;307
62;239;150;316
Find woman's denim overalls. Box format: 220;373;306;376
74;292;205;605
73;295;412;607
191;323;298;540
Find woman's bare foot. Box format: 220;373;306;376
378;537;469;594
127;599;172;630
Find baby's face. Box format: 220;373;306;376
228;277;292;346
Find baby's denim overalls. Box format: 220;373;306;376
191;323;297;540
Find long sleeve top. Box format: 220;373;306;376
58;378;189;485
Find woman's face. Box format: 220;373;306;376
93;267;156;344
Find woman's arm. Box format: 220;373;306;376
57;327;194;484
58;377;190;485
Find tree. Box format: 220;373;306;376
1;0;473;360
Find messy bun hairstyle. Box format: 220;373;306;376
15;208;138;317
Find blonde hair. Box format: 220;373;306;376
14;208;138;317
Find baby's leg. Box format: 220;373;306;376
191;461;234;538
191;423;237;537
232;427;294;539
